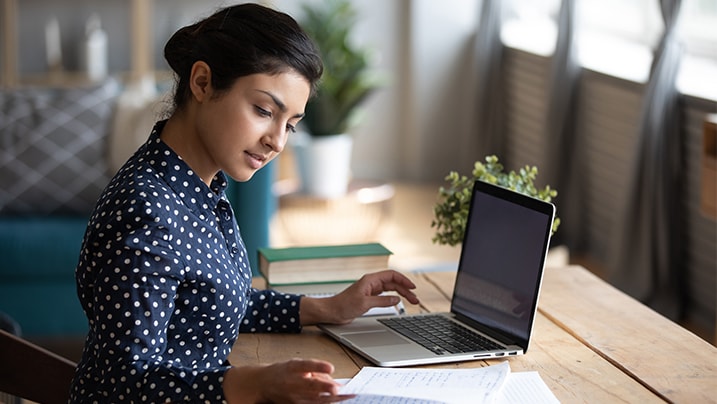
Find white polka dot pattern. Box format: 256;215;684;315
69;121;302;403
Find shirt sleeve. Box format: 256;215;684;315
239;288;303;333
78;223;230;403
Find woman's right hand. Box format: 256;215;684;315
223;358;353;403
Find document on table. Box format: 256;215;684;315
338;361;559;404
339;361;510;404
495;372;560;404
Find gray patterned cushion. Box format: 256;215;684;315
0;79;121;215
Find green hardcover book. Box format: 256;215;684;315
258;243;393;286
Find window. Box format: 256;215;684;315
501;0;717;99
679;0;717;99
681;0;717;60
576;0;661;82
501;0;560;56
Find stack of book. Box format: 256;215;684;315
257;242;393;295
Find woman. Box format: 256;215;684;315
69;4;419;403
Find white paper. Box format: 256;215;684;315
495;372;560;404
340;394;446;404
339;361;510;404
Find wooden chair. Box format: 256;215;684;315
0;329;77;404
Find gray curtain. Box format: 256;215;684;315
473;0;504;158
608;0;685;319
544;0;583;248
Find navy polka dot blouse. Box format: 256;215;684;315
69;121;302;403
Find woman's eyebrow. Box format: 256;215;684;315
256;90;305;119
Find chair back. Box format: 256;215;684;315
0;329;77;404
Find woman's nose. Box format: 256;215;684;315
263;125;286;153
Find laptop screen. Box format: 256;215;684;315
451;180;555;346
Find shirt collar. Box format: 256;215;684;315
143;120;229;212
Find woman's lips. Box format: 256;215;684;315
245;151;266;169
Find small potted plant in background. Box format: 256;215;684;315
432;155;561;246
293;0;381;198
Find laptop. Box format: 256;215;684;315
319;180;556;367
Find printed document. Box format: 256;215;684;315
338;362;559;404
339;361;510;404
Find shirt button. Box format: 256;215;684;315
231;247;238;254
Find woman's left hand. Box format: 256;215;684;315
300;270;420;325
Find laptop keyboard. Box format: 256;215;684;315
378;315;504;355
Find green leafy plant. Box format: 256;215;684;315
300;0;380;136
431;155;561;246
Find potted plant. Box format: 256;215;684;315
293;0;381;198
431;155;561;246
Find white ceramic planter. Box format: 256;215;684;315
292;132;353;198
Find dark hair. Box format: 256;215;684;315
164;3;324;111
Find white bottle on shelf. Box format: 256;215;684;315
45;17;63;73
83;13;108;81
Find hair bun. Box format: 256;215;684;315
163;24;197;75
162;4;323;113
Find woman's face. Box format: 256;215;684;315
194;69;311;182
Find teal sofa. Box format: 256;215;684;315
0;169;274;337
0;80;275;337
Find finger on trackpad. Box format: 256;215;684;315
344;331;410;347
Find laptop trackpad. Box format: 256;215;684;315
344;331;410;347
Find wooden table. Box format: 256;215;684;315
230;266;717;403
